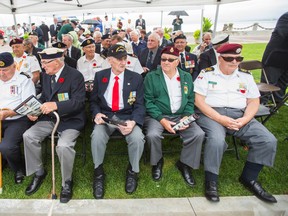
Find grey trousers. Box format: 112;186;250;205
23;121;80;186
144;116;205;169
196;107;277;175
91;124;145;173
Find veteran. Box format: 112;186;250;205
0;52;35;184
90;44;145;199
144;46;204;185
23;48;86;203
194;43;277;203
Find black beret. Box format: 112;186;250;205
9;38;23;46
52;42;67;49
101;34;111;40
28;31;38;37
81;38;95;47
174;34;187;43
0;52;14;68
107;44;127;59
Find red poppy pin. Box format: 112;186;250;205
58;77;65;83
240;88;246;94
22;55;26;59
177;76;180;82
127;61;131;65
186;55;189;60
93;63;97;67
102;77;108;83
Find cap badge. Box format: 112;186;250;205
58;44;61;48
170;47;174;53
236;48;241;54
87;40;91;44
0;61;5;67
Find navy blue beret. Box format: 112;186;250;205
0;52;14;68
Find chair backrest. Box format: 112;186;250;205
239;60;263;71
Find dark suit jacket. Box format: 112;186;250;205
95;44;108;58
198;48;217;72
135;19;146;30
49;23;61;38
132;40;147;57
90;68;146;126
39;65;86;132
262;12;288;66
64;56;77;69
178;52;199;81
139;47;162;71
70;46;82;61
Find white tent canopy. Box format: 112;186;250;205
0;0;246;15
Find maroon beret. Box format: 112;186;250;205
161;46;180;57
9;38;23;46
217;43;242;55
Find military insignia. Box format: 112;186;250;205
57;93;69;101
238;83;247;94
20;72;31;78
185;60;195;68
58;43;61;48
170;47;174;53
239;68;251;75
10;85;18;96
23;63;29;68
184;85;188;95
204;67;215;72
87;39;91;44
236;48;242;54
128;91;136;105
0;61;5;67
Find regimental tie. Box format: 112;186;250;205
51;75;56;92
180;53;185;69
112;76;119;111
146;51;153;70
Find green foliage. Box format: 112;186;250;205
23;32;29;40
193;17;213;41
163;27;172;40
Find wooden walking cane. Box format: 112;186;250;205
50;111;60;199
0;120;2;194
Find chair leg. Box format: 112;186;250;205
232;136;240;160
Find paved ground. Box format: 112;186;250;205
0;195;287;215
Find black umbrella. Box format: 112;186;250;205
168;11;189;16
81;19;100;25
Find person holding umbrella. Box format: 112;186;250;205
172;15;183;31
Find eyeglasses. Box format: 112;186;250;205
41;59;55;65
221;56;244;62
161;58;178;63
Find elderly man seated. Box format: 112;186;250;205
194;43;277;203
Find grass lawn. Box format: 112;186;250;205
1;43;288;200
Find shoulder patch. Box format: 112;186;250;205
238;68;252;75
203;67;215;72
20;72;31;79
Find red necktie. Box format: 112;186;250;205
112;76;119;111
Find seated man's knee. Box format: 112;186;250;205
145;129;162;141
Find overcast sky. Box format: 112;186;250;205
0;0;287;31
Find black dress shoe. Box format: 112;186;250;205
176;161;195;187
60;180;73;203
152;158;164;181
205;181;220;202
125;169;138;194
15;170;25;184
25;170;47;196
93;174;105;199
239;177;277;203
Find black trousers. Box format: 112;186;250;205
0;116;32;172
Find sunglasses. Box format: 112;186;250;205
161;58;178;62
221;56;244;62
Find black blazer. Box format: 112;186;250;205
198;48;217;72
138;47;162;71
135;19;146;30
49;23;61;38
90;68;146;126
70;46;82;61
39;65;86;132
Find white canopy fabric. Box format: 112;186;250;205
0;0;247;15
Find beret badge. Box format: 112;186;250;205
0;61;5;67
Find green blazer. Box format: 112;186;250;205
144;67;195;121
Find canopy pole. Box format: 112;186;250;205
29;16;32;32
160;10;163;28
12;12;18;37
200;8;204;41
213;2;220;37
